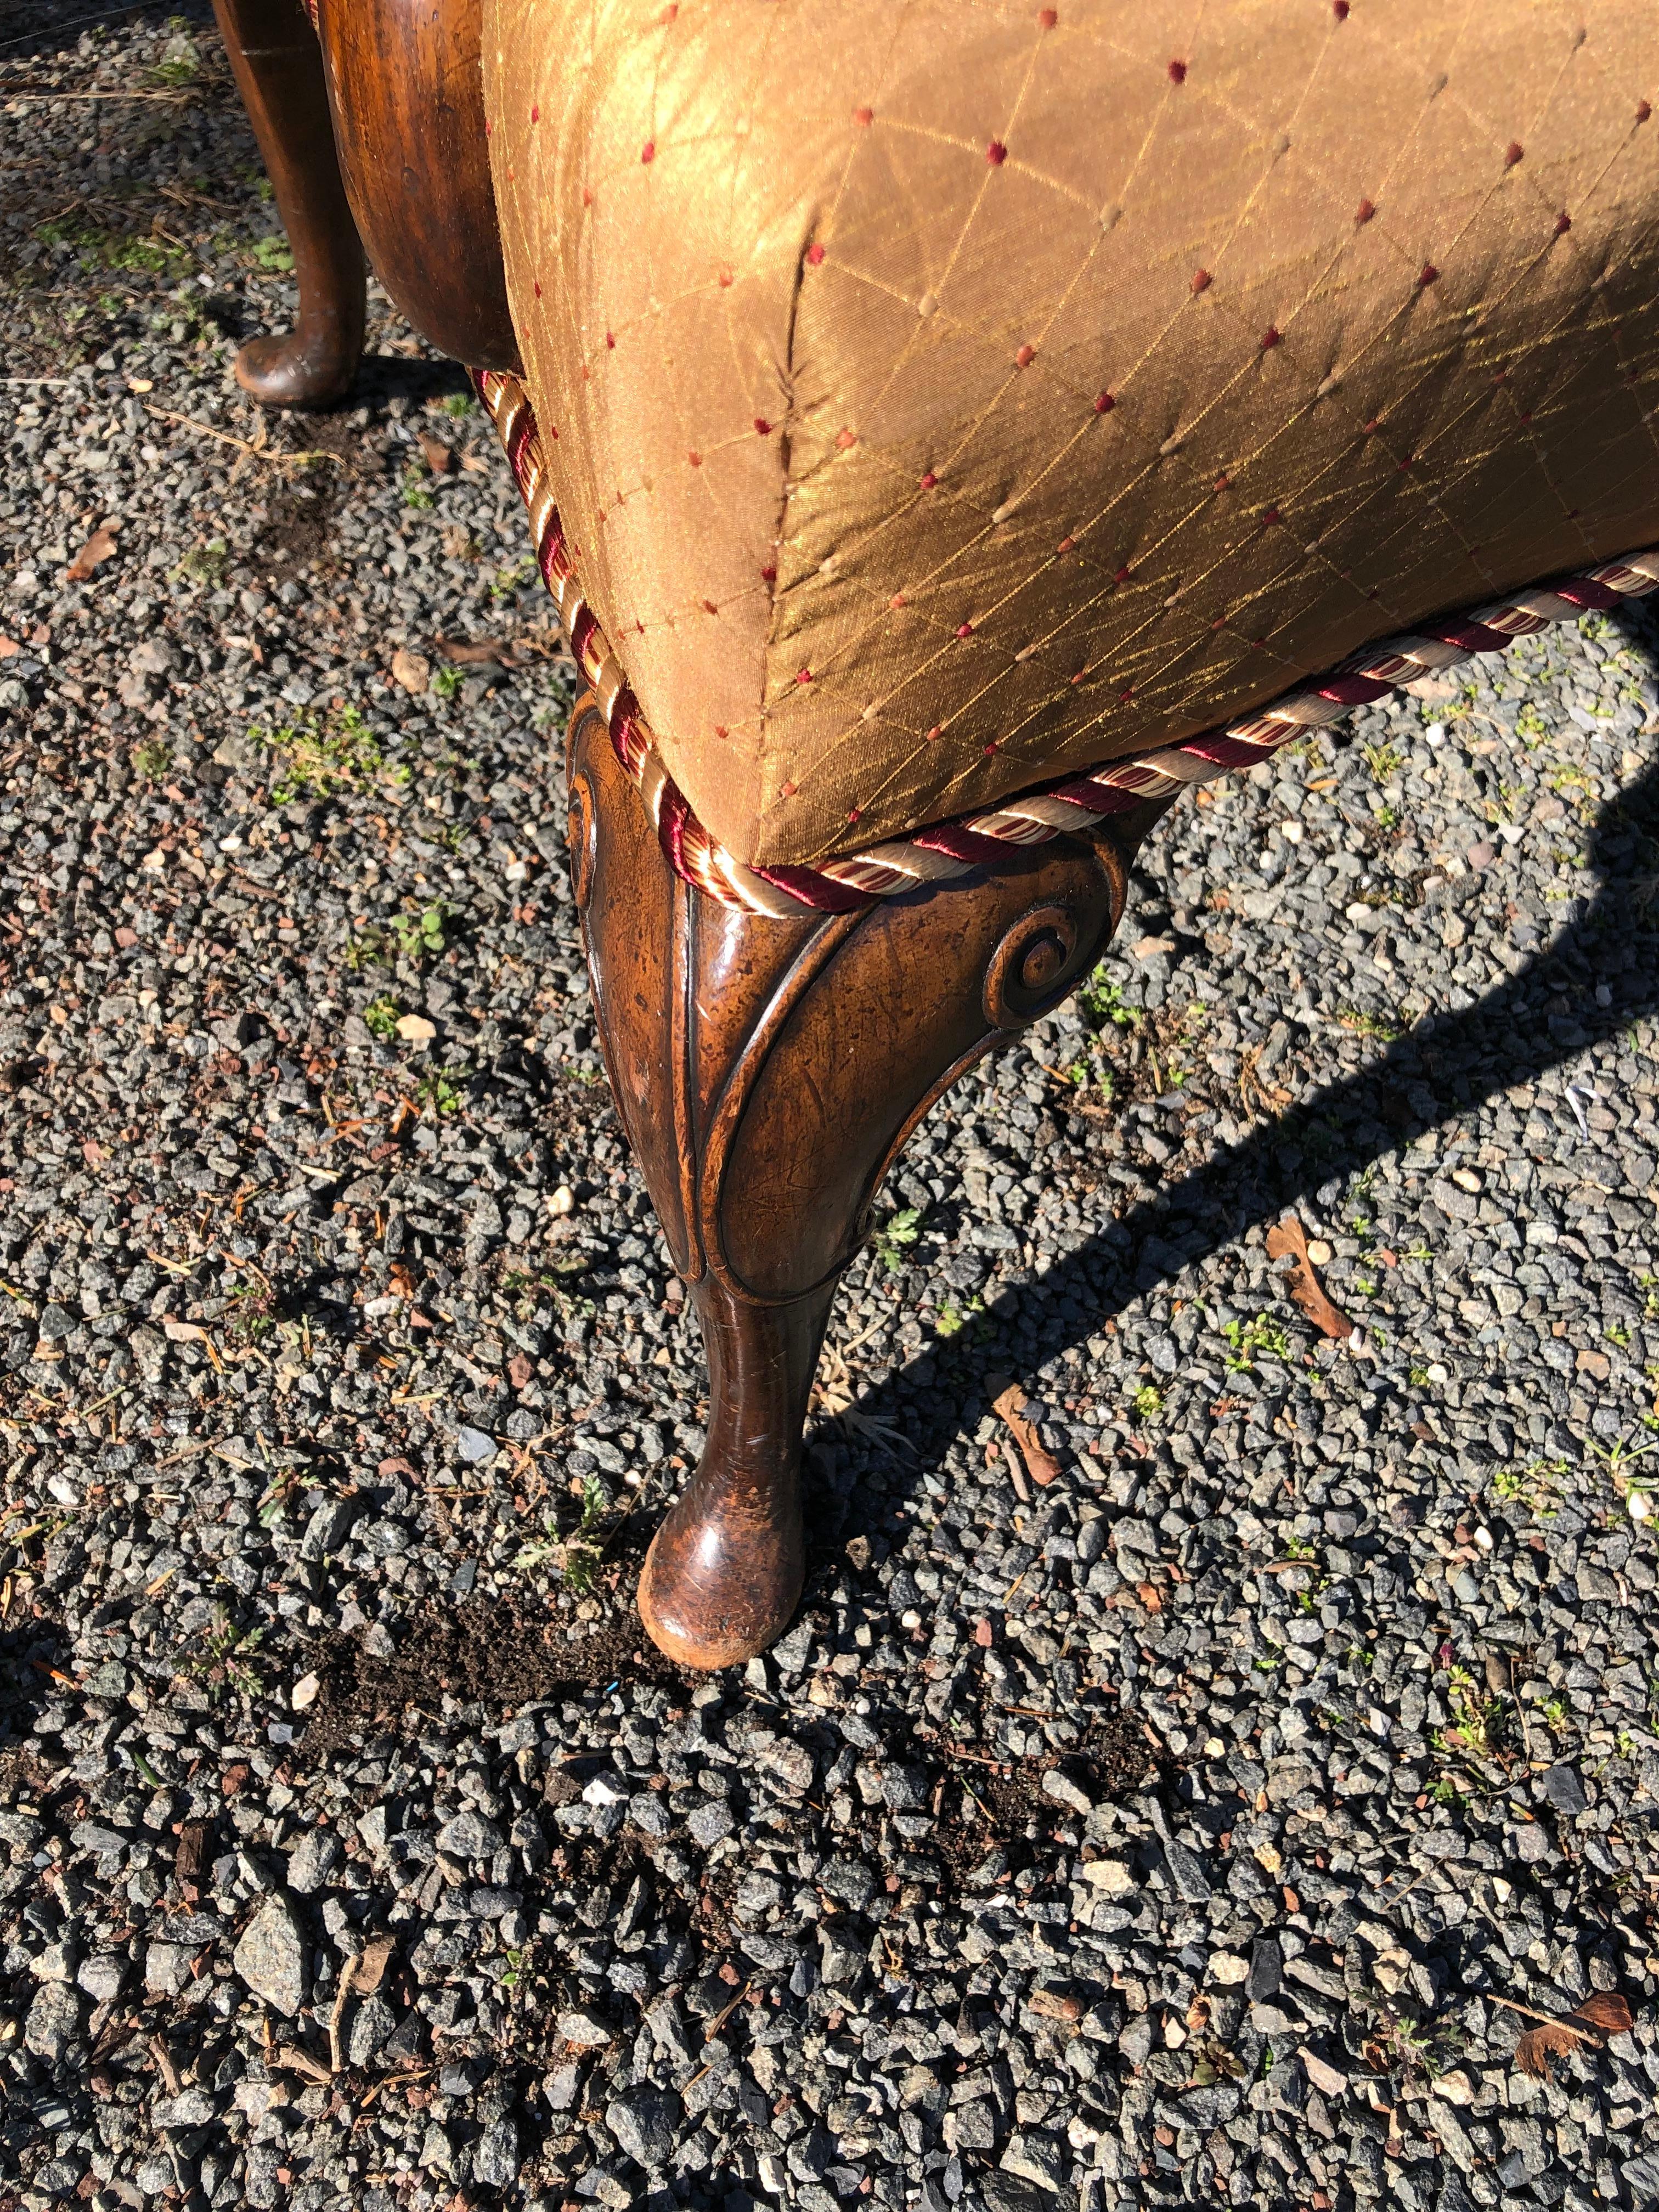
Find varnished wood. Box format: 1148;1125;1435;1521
211;0;366;408
569;699;1173;1669
316;0;520;372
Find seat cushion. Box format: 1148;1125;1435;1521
484;0;1659;868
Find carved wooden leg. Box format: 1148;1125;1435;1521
569;699;1173;1668
212;0;366;408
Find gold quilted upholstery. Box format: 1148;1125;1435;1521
484;0;1659;868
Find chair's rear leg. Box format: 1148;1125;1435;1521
212;0;365;408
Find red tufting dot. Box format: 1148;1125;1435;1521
1363;417;1380;433
641;140;655;163
983;741;999;755
796;668;813;684
1333;0;1349;15
760;565;777;581
1191;267;1212;293
847;807;861;822
1261;325;1280;349
1114;564;1132;583
1118;687;1135;704
1070;669;1086;685
718;263;734;287
1214;473;1229;490
660;2;677;18
687;449;702;466
485;119;492;136
925;723;943;740
1517;410;1533;424
1056;534;1076;552
805;242;825;266
754;416;772;436
957;623;974;639
890;592;907;608
1505;140;1523;166
1493;368;1508;383
835;427;857;449
606;331;616;348
986;139;1008;165
919;470;938;489
702;599;718;614
533;280;543;298
1640;100;1654;123
714;723;727;737
1168;58;1187;83
853;105;873;126
1262;505;1282;525
1094;391;1115;414
1417;263;1439;286
583;185;592;207
1211;616;1226;629
530;104;538;123
1037;6;1057;22
1355;197;1375;223
1398;454;1414;470
1015;343;1036;368
1555;210;1572;234
780;778;797;796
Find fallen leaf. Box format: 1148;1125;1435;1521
354;1933;396;1994
161;1318;207;1342
1265;1215;1353;1340
988;1373;1061;1486
434;635;515;665
390;647;431;695
175;1822;208;1884
417;433;455;475
1513;1991;1634;2079
1029;1987;1084;2023
66;524;119;583
395;1012;437;1043
1135;1581;1164;1613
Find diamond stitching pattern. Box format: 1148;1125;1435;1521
486;0;1659;866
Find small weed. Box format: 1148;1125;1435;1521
935;1302;964;1340
389;903;449;963
1363;741;1405;786
1409;1365;1432;1387
432;664;462;701
1337;1006;1404;1042
174;537;228;586
1491;1457;1565;1519
131;737;171;781
222;1282;276;1348
249;234;295;274
414;1065;467;1118
1079;966;1142;1029
1608;1322;1633;1349
255;702;407;805
1440;1665;1508;1760
1221;1313;1294;1370
560;1476;608;1597
402;468;435;512
438;392;473;419
491;554;537;601
1131;1383;1165;1424
1515;701;1548;744
363;995;402;1042
871;1207;924;1274
1542;1694;1570;1731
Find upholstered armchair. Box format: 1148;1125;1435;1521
213;0;1659;1667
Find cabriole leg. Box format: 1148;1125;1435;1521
568;699;1171;1668
211;0;366;407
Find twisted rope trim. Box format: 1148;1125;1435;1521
472;368;1659;918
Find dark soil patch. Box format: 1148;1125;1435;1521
928;1709;1168;1886
253;470;340;582
300;1595;692;1757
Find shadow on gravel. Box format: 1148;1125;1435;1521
842;737;1659;1464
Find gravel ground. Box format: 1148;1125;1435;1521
8;13;1659;2212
